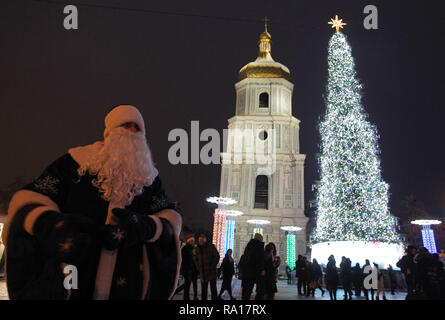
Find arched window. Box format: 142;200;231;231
254;175;269;209
259;92;269;108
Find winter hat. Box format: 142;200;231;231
104;105;146;138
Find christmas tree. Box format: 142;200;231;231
310;21;401;246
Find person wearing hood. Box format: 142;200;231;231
239;233;265;300
2;105;182;300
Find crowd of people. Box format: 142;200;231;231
285;246;445;300
175;232;445;300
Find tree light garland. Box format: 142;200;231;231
310;30;402;247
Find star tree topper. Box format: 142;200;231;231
328;15;347;32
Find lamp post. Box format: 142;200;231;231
207;197;237;263
246;219;271;239
223;210;243;258
410;219;442;253
280;226;302;270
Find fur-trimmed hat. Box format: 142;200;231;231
104;105;146;138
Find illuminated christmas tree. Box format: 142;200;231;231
311;17;401;251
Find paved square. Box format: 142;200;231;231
0;277;406;300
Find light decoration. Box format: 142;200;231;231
207;197;238;263
224;219;235;256
411;219;441;226
411;219;441;254
286;234;296;269
225;210;244;217
310;21;403;267
311;241;405;268
247;219;270;239
280;226;302;232
328;15;347;32
212;209;227;261
280;226;301;269
247;219;271;225
206;197;237;206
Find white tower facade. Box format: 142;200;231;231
218;25;307;261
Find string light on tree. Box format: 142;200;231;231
310;16;403;267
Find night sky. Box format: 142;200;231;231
1;0;444;232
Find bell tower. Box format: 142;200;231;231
217;20;308;262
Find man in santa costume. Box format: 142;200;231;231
2;105;181;300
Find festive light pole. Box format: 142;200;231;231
224;210;243;258
247;219;271;238
411;219;442;254
280;226;302;270
207;197;237;263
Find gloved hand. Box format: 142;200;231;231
33;211;94;266
111;208;158;248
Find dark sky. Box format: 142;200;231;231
0;0;444;232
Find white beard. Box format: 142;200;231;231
77;127;158;206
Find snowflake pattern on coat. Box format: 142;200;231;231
150;193;170;213
33;175;60;195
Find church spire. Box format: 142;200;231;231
258;16;272;60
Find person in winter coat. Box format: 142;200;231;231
285;262;292;285
432;253;445;299
352;263;362;297
413;247;441;299
2;105;181;300
269;242;281;283
218;249;235;300
178;236;198;300
295;255;307;296
340;258;353;300
193;234;220;300
239;233;265;300
387;264;398;295
362;259;375;300
305;260;315;297
396;245;417;299
260;243;278;300
325;255;339;300
373;263;386;300
311;259;325;296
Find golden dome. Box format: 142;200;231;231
238;20;290;81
